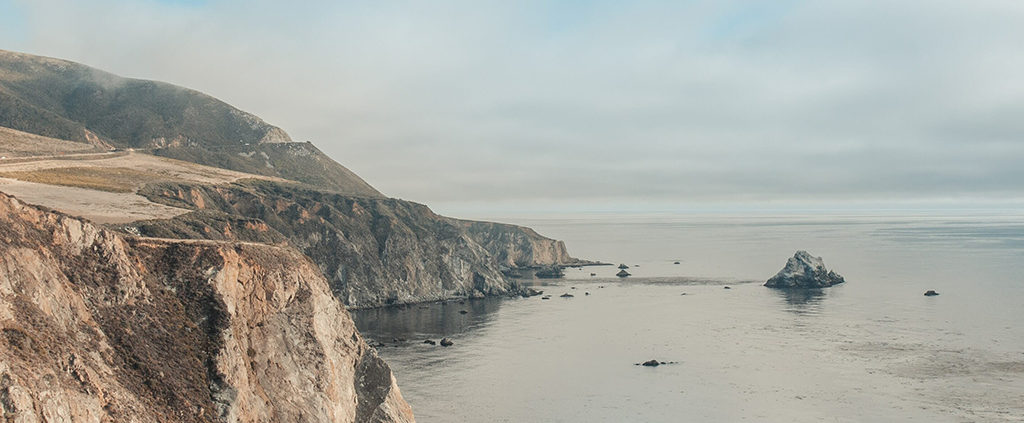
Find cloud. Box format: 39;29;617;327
6;0;1024;212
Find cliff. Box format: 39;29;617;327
0;191;414;422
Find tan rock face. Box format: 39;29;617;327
0;192;414;422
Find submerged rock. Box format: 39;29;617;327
423;340;436;345
616;270;631;278
924;290;940;296
618;264;630;269
440;338;454;347
560;293;574;298
765;250;845;288
521;288;544;298
459;310;468;314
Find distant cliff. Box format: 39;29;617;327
0;192;414;422
457;220;575;268
129;180;564;308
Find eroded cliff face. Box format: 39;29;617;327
0;192;414;422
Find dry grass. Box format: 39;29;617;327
0;126;100;158
0;167;171;193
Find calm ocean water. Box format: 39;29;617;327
353;214;1024;422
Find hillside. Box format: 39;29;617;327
0;49;587;309
0;49;381;197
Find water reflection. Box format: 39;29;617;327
770;287;829;315
352;297;505;345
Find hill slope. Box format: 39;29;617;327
0;49;381;197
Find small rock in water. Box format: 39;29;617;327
423;339;436;345
616;270;631;278
440;338;454;347
571;286;576;289
618;264;630;269
459;310;468;314
924;290;940;296
674;261;680;264
680;292;687;296
585;292;590;296
723;286;731;289
541;295;551;300
641;359;660;367
560;293;574;298
590;273;596;276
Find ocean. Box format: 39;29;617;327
352;213;1024;422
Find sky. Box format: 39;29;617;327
3;0;1024;215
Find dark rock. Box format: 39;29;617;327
560;293;574;298
723;286;731;289
674;261;680;264
459;310;468;314
641;360;660;367
765;250;845;288
585;292;590;296
618;264;629;269
616;270;630;278
423;340;436;345
440;338;454;347
924;290;940;296
541;296;551;300
590;273;596;276
535;266;565;279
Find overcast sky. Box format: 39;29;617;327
3;0;1024;214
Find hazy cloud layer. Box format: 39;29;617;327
5;0;1024;212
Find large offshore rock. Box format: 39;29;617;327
765;250;845;288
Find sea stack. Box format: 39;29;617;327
616;269;631;278
765;250;845;288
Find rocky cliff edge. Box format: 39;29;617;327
0;191;414;422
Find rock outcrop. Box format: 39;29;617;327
0;191;414;422
765;250;845;288
458;220;576;268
